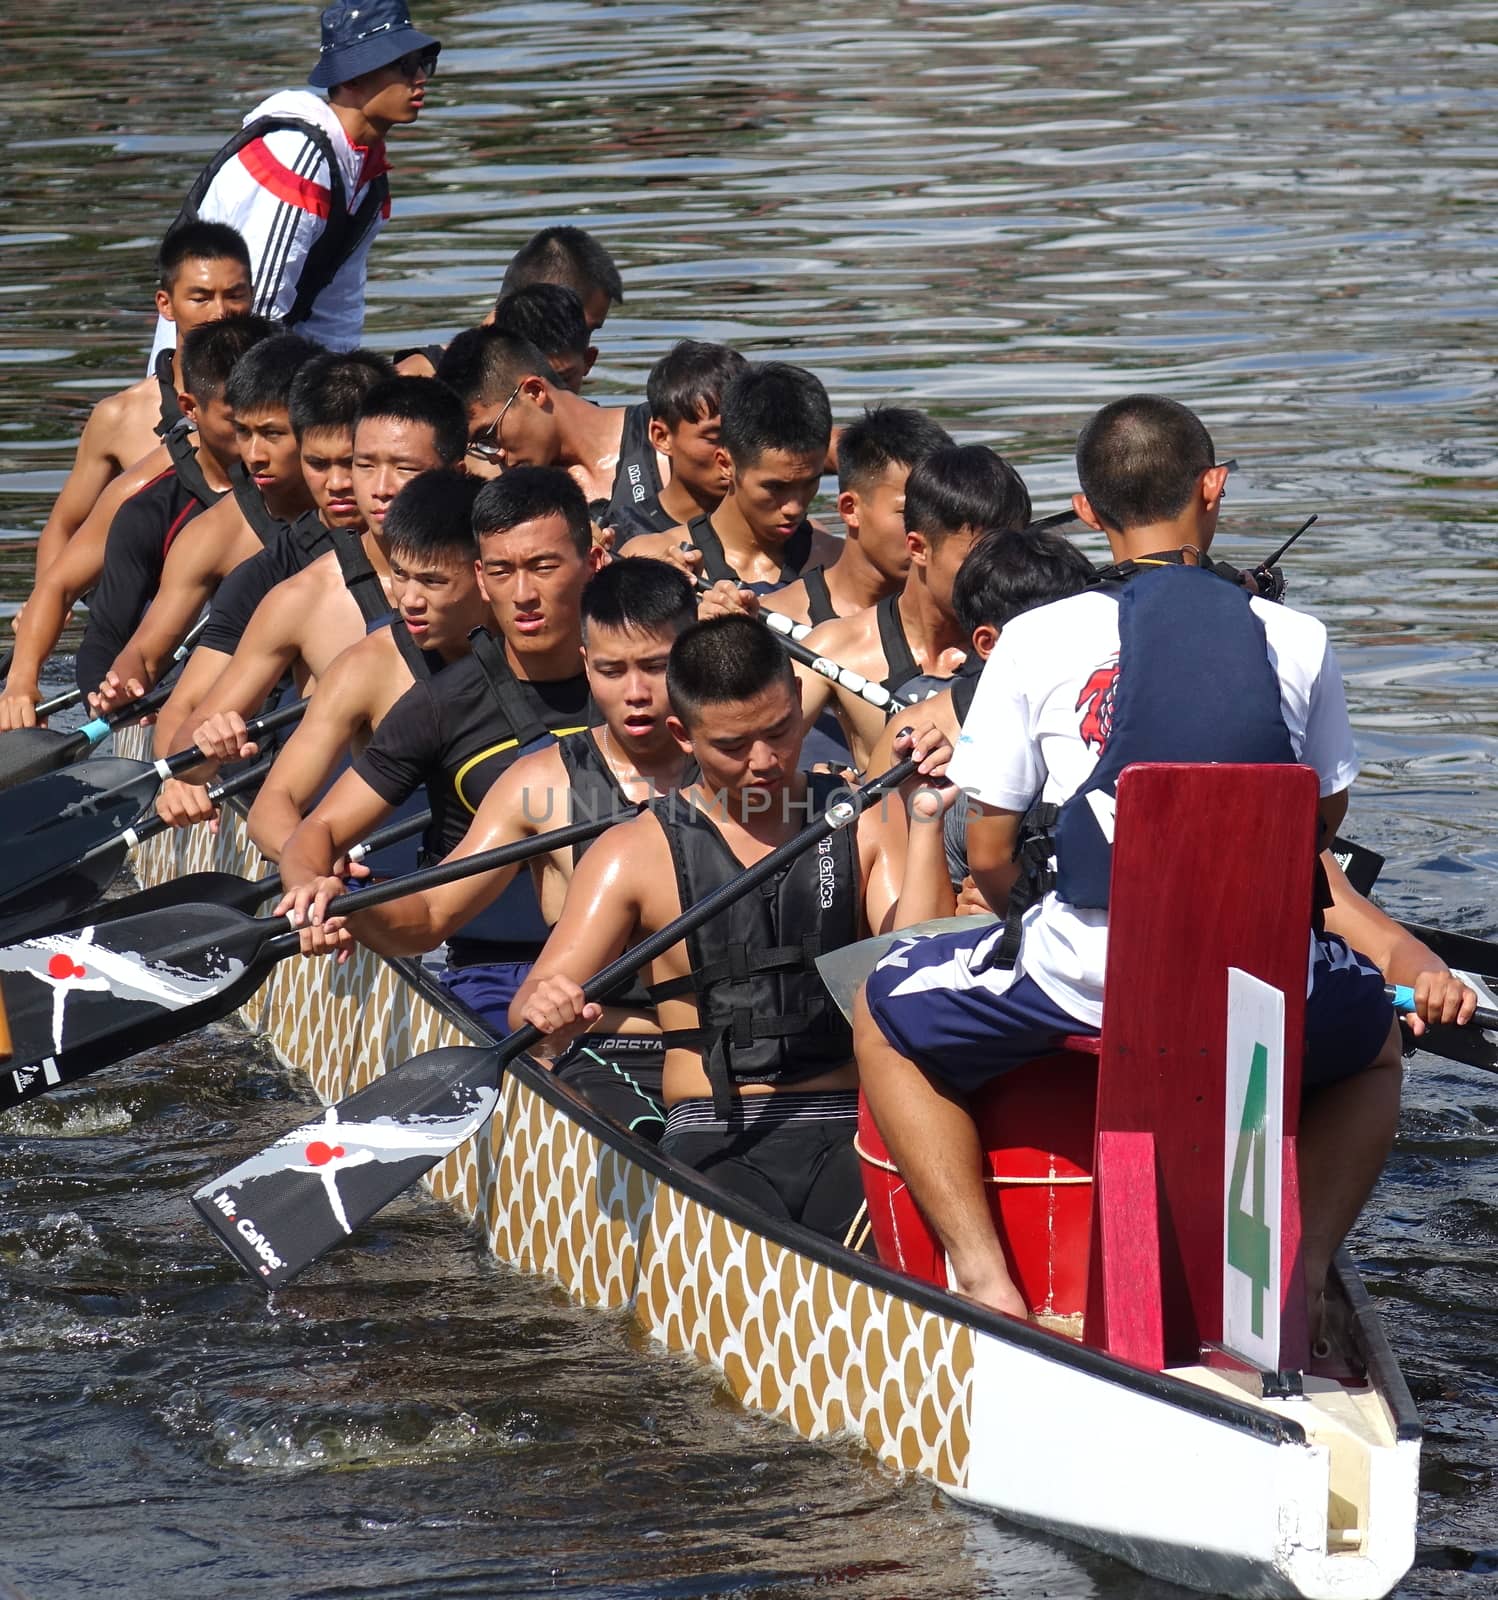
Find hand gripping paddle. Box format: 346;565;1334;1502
0;676;177;794
0;813;621;1115
0;698;309;910
193;759;919;1290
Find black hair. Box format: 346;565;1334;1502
491;283;590;369
223;333;324;416
667;615;796;727
1075;394;1216;533
157;221;251;291
646;341;749;430
719;362;832;469
385;469;481;567
904;444;1031;548
179;314;275;401
288;349;394;440
953;527;1097;639
354;376;468;465
435;327;553;410
500;226;624;310
581;557;696;643
837;405;954;495
472;465;591;557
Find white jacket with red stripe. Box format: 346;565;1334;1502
150;90;391;362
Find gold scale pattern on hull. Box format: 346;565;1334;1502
119;730;975;1491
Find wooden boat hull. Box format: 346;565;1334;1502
116;730;1419;1598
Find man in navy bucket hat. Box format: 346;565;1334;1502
150;2;441;361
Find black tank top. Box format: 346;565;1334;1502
875;592;921;692
687;511;817;593
646;772;859;1114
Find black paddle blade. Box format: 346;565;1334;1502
0;842;129;947
0;755;154;846
0;724;96;792
193;1047;503;1290
0;763;160;911
0;865;276;947
0;903;274;1112
1401;921;1498;980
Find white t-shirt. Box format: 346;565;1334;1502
946;585;1360;1028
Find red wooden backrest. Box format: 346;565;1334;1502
1083;762;1317;1369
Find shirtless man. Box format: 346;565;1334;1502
795;444;1032;770
600;340;747;542
234;469;488;855
767;406;953;628
0;314;273;729
32;222;252;579
279;559;698;1119
622;362;842;590
276;467;602;929
160;375;467;786
438;328;653;508
506;614;955;1238
82;333;323;707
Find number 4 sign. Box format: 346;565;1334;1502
1222;967;1285;1370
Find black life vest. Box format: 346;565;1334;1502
875;592;921;693
151;349;182;438
801;565;837;626
599;404;671;537
284;507;336;570
228;461;286;550
647;771;860;1115
389;617;439;682
1049;564;1295;911
170;115;389;331
470;628;551;750
687;511;817;594
328;529;393;626
160;418;227;512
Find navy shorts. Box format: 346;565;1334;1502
864;926;1393;1096
439;960;534;1029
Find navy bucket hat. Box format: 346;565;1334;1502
308;2;441;89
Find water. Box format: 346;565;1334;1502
0;0;1495;1593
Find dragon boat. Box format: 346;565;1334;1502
115;725;1421;1599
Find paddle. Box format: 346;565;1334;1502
1397;921;1498;981
0;676;176;794
0;756;275;949
0;616;209;792
193;757;921;1289
0;697;308;865
10;807;435;944
0;812;625;1115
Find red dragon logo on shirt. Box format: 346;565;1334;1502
1076;656;1119;752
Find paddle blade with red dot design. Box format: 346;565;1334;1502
191;1047;503;1290
0;903;280;1112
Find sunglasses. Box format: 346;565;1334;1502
396;46;441;81
466;384;523;466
